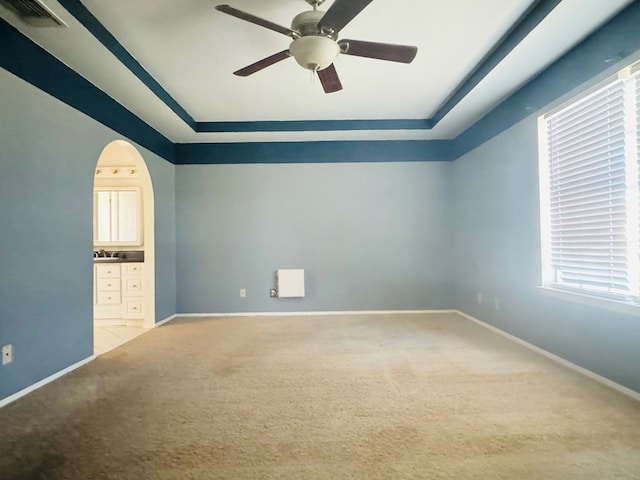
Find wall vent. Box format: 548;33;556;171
0;0;67;27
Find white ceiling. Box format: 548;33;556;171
0;0;635;143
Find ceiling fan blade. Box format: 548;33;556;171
216;5;299;38
317;0;374;35
317;64;343;94
233;50;292;77
338;39;418;63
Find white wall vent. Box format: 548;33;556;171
0;0;67;27
276;269;305;298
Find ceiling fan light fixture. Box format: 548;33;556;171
216;0;418;93
289;36;339;71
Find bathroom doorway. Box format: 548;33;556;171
92;140;155;354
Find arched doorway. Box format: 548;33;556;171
92;140;155;354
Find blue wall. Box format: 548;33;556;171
445;3;640;394
451;115;640;393
176;162;453;313
152;158;177;322
0;68;177;400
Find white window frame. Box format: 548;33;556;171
538;61;640;314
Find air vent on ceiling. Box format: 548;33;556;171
0;0;67;27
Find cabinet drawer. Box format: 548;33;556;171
122;263;143;275
97;291;121;304
123;278;142;295
124;300;142;316
97;278;120;292
96;264;120;278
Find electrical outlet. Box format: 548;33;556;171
494;298;501;310
240;288;246;298
2;344;12;365
477;292;483;304
270;289;277;298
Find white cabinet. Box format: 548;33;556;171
122;264;144;321
94;264;122;320
94;263;144;326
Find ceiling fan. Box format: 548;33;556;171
215;0;418;93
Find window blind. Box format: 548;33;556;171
545;79;630;297
637;73;640;174
636;73;640;298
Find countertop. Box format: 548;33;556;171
93;250;144;263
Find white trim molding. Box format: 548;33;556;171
8;309;635;411
0;310;452;408
537;286;640;317
0;355;95;408
154;313;178;327
1;311;179;408
456;310;640;403
177;309;455;318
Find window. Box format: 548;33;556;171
539;61;640;305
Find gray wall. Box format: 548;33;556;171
451;116;640;393
0;69;177;400
176;162;453;313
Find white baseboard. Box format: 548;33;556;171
154;313;178;327
1;313;179;408
11;310;633;411
0;355;95;408
0;310;448;408
455;310;640;403
178;309;455;318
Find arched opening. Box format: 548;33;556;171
92;140;156;354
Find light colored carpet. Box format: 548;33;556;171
1;312;639;479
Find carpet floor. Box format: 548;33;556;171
1;312;640;479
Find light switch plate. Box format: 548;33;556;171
2;344;12;365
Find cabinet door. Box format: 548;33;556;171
97;278;120;291
97;292;121;304
123;278;143;296
124;300;143;318
96;264;120;278
122;264;143;275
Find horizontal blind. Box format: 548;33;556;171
546;78;629;296
636;73;640;299
637;72;640;175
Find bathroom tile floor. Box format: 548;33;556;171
94;325;146;355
